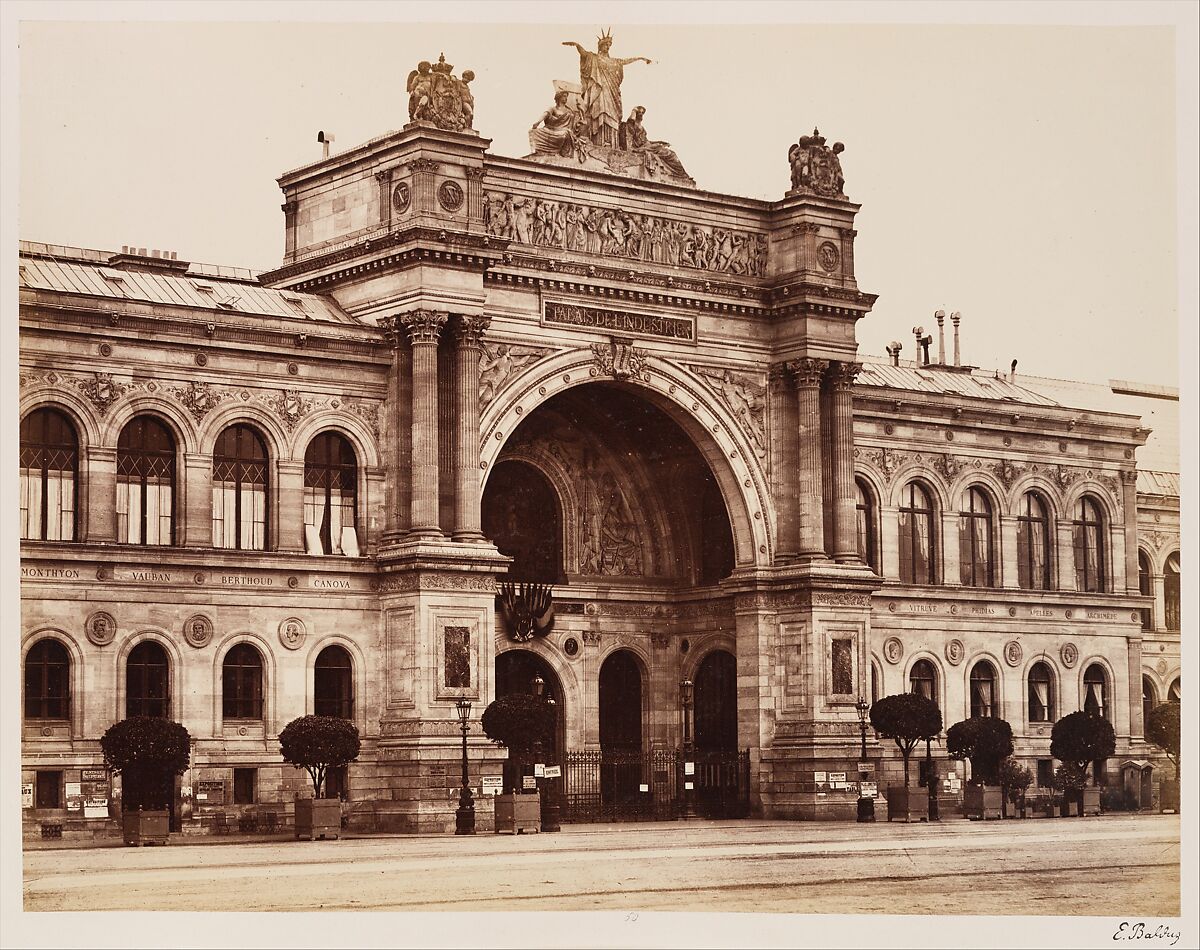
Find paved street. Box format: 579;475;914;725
22;814;1179;917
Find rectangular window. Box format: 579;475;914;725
831;638;853;695
444;626;471;689
1036;759;1054;788
36;770;62;809
233;768;256;805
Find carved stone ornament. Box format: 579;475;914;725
790;358;828;389
74;372;126;416
989;458;1025;489
1156;659;1168;676
268;389;313;432
692;366;767;458
451;315;491;348
817;241;841;272
183;614;214;649
406;53;475;132
945;638;965;666
591;338;646;380
86;610;117;647
278;617;307;651
883;637;904;665
788;127;847;197
399;308;448;345
825;361;862;391
562;636;581;658
935;453;964;480
171;380;227;423
438;180;465;212
1004;640;1023;667
478;341;553;410
1060;642;1079;669
392;182;412;214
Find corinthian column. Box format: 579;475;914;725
451;315;491;541
401;308;448;538
826;360;862;562
792;358;828;558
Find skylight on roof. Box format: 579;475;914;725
99;268;126;283
190;279;215;293
216;294;241;311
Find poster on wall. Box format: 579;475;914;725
65;782;84;811
22;784;33;808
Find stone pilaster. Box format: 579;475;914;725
1121;468;1140;593
85;446;117;542
281;201;298;260
400;309;448;538
183;453;213;547
768;362;798;559
276;460;306;553
1127;636;1144;738
451;315;491;541
826;360;861;562
792;359;827;558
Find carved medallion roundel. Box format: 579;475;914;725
438;180;465;212
883;637;904;665
1004;640;1023;667
278;617;307;651
86;611;117;647
817;242;840;272
184;614;214;649
945;639;965;666
1060;642;1078;668
392;182;412;214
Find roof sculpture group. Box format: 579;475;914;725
403;31;847;195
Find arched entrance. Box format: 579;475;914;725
599;650;643;809
694;650;737;751
495;649;564;763
482;460;564;583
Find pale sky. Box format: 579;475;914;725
14;8;1192;388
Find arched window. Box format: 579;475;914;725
1028;662;1054;723
1164;554;1180;631
870;663;879;705
855;478;878;573
222;644;264;720
117;416;176;546
126;641;169;718
304;433;359;556
1073;496;1106;593
1016;492;1051;590
212;425;269;551
24;639;70;720
1142;676;1157;729
959;486;994;587
1083;664;1108;720
1168;678;1180;703
314;646;353;719
1138;551;1153;629
19;408;78;541
898;482;935;585
909;659;936;702
970;661;996;718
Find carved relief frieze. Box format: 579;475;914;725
478;341;555;410
689;365;767;459
591;338;646;381
378;572;497;593
170;380;230;423
267;390;313;432
72;373;127;416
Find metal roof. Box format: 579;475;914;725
1138;471;1180;496
856;358;1059;406
19;242;356;324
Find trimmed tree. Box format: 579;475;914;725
481;693;555;793
1050;711;1116;783
1145;701;1180;780
279;715;361;798
998;756;1034;813
946;717;1015;786
101;717;191;812
869;692;942;787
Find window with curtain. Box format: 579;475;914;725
212;425;269;551
855;478;878;573
1142;676;1157;729
314;646;353;719
1164;554;1180;631
1016;492;1051;590
222;643;264;720
19;408;78;542
959;486;995;587
303;432;358;556
117;416;175;546
1028;662;1054;722
909;659;936;702
1073;496;1106;593
898;482;935;585
1083;664;1108;720
970;662;996;718
1138;551;1153;629
24;639;70;720
126;641;169;718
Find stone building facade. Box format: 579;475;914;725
19;62;1180;837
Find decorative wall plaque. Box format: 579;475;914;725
86;610;117;647
945;638;965;666
392;182;412;214
278;617;307;651
1004;640;1023;667
817;241;840;272
444;626;471;688
883;637;904;665
437;180;464;212
183;614;213;649
1060;642;1078;668
562;636;580;658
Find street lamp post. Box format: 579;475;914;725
855;697;875;823
532;674;561;833
680;679;697;820
454;698;475;836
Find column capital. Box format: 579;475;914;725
825;360;862;391
767;361;793;391
399;309;448;344
450;314;492;348
789;358;828;389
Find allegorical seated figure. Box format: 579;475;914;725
530;89;583;159
620;105;690;180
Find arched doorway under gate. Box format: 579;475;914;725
494;650;564;792
689;650;749;818
598;650;644;813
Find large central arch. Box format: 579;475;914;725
480;348;772;567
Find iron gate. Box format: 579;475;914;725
560;748;749;823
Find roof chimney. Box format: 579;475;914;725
317;130;335;159
951;311;961;367
885;340;903;366
934;310;946;365
912;325;932;366
1010;359;1018;381
108;246;190;275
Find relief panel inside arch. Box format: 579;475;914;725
481;382;734;586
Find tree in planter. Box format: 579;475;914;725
1145;701;1180;780
279;715;362;798
481;693;554;793
946;717;1014;786
1050;711;1116;815
101;716;191;813
870;693;942;788
997;757;1033;817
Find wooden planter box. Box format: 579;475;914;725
1159;779;1180;814
886;786;928;823
294;797;342;841
963;784;1004;820
494;792;541;835
123;808;170;847
1081;786;1101;816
